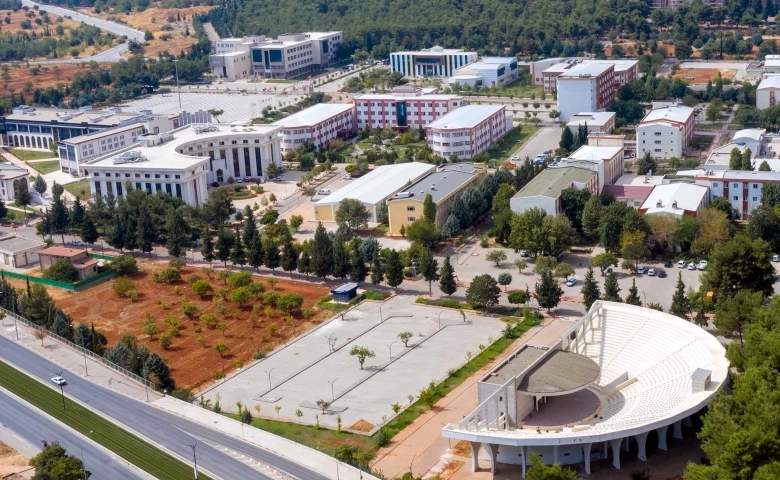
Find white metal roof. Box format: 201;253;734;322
315;163;435;206
732;128;765;142
271;104;354;129
566;145;622;162
566;112;616;128
641;183;709;215
640;106;695;125
425;105;504;130
557;62;612;78
758;75;780;89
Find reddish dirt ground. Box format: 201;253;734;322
671;67;736;84
0;63;107;96
55;261;331;390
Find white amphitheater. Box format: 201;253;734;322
442;301;729;476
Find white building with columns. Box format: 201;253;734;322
84;123;283;207
442;301;728;477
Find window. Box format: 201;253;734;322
753;184;759;189
655;132;662;136
733;196;739;201
654;149;661;153
406;206;415;211
733;183;739;188
753;197;758;201
144;174;150;178
407;217;416;222
713;182;719;187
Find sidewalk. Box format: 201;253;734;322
369;315;578;479
0;315;376;480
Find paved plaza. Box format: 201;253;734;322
198;295;504;433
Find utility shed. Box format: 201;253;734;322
331;283;359;303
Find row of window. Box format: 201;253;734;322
94;172;182;179
715;182;762;189
94;181;184;199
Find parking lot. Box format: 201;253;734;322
197;295;504;434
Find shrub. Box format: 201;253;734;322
364;290;385;300
227;271;252;288
173;286;182;295
262;291;279;305
289;215;304;229
43;259;79;282
403;268;413;277
153;267;180;283
169;257;186;271
276;293;303;314
267;278;278;290
187;274;203;284
302;308;314;319
113;276;137;298
247;282;265;296
108;255;138;275
440;299;462;309
191;280;214;298
182;301;200;319
230;287;253;306
164;315;180;329
159;333;173;350
201;313;219;329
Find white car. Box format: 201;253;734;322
697;260;708;270
51;376;66;386
317;189;331;195
637;266;646;274
511;155;520;161
342;174;352;180
565;277;577;287
235;177;244;183
647;268;656;276
519;250;528;257
774;254;779;262
687;262;697;270
677;260;687;268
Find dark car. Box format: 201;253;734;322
658;270;668;278
664;260;673;268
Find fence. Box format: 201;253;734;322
0;305;156;391
86;253;118;261
0;267;117;291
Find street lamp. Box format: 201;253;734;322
386;341;396;362
378;303;383;323
186;443;198;479
327;378;338;401
56;370;65;410
263;368;275;390
436;311;443;330
173;59;182;108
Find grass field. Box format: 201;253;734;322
28;160;62;175
0;360;211;480
64;179;91;199
485;125;539;164
465;78;545;99
9;149;56;161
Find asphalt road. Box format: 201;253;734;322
0;335;331;480
0;389;144;479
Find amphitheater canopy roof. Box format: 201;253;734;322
517;350;601;395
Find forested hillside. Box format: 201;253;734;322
205;0;763;57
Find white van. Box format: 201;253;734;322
318;188;331;195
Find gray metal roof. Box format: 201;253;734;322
0;235;46;253
517;350;601;395
484;345;548;385
387;163;480;204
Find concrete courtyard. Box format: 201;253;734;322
197;295;504;433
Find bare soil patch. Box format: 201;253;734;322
451;440;472;458
348;419;375;432
55;260;331;390
0;441;30;477
436;460;464;479
671;68;736;84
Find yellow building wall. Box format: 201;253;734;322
388;199;424;235
315;204;335;222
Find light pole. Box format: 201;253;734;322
173;59;182;108
386;341;397;362
327;378;338;401
378;303;383;323
263;368;275;390
56;370;65;410
436;311;443;330
186;443;198;479
78;325;88;377
79;431;93;480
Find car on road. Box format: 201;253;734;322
664;260;673;268
658;270;668;278
342;174;352;180
51;376;66;386
637;266;646;274
773;254;779;262
647;268;656;276
565;277;577;287
511;155;520;161
273;176;284;182
697;260;708;270
317;189;331;195
70;240;84;247
520;250;528;257
687;262;696;270
677;260;687;268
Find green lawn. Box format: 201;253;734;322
28;160;61;175
0;361;211;480
64;179;91;199
464;79;545;99
485;125;539;164
9;149;57;161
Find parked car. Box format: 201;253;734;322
519;250;528;257
637;266;646;274
70;240;84;247
647;268;656;276
566;277;577;287
606;267;614;275
235;177;244;183
342;174;352;180
774;254;780;262
51;376;66;386
664;260;673;268
697;260;708;270
658;270;668;278
687;262;696;270
317;189;331;195
677;260;687;268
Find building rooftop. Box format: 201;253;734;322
705;143;747;168
566;145;622;162
513;167;596;199
0;235;45;253
640;183;709;215
732;128;765;142
315;163;436;206
0;162;29;180
485;345;548;385
557;62;612;78
516;350;601;395
387;163;484;204
766;54;780;68
566;112;616;128
38;246;88;258
615;174;665;186
601;184;654;203
758;75;780;89
354;93;462;101
704;169;780;180
392;46;469;55
5;106;142;126
425;105;504;130
61;123;145;146
640;105;695;125
271;104;354;129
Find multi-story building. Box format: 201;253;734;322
209;32;343;81
386;163;487;234
354;89;464;131
1;105;146;150
510;166;598;216
556;63;616;122
272;104;355;154
694;170;780;219
565;112;616;135
540;59;638;93
448;57;519;88
757;75;780;109
425;105;510;159
390;46;477;78
557;144;624;194
637;105;695;160
639;183;709;217
84;123;283;207
0;162;30;203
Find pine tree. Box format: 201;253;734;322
439;255;457;296
669;272;691;319
581;267;600;310
535;270;563;311
242;208;258;245
49;193;69;245
331;235;349;279
247;234;264;270
123;212;138;252
70;196;85;229
370;252;384;285
80;216;99;245
603;273;622;302
215;226;234;266
625;278;642;306
108;213;125;251
385;249;404;289
229;226;246;268
297;244;312;278
348;241;367;283
137;204;156;256
310;222;333;278
280;235;298;275
559;127;574;151
263;236;280;271
420;250;440;295
423;193;436;223
200;227;216;264
165;208;186;258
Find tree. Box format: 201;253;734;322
165;207;187;258
508;290;529;306
559;127;574;151
485;249;508;266
200;228;216;264
423;193;436;222
497;272;512;291
279;235;298;274
533;256;558;275
32;175;47;195
759;160;772;171
214;227;234;267
701;235;775;300
706;99;723;122
230;287;253;307
581;267;600;310
207;108;224;122
603;273;622;302
513;259;528;274
229;227;247;268
331;234;348;279
14;180;32;215
763;182;780;208
335;198;371;230
509;207;548;256
33;328;48;346
669;272;691;319
370;252;383;285
526;453;579;480
310;222;333;277
465;274;500;309
348;241;367;283
635;151;657;175
240;407;253;424
439;255;457;296
349;345;375;369
535;270;563;312
277;293;303;314
591;252;618;275
43;259;79;282
625;279;642;305
581;196;602;237
385;249;404;288
316;399;331;414
715;289;762;345
553;263;575;279
30;442;90;480
398;331;413;347
674;40;692;59
560;187;592;231
419;249;439;295
741;147;753;171
405;218;438;250
262;236;280;271
214;343;229;357
49;193;69;245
